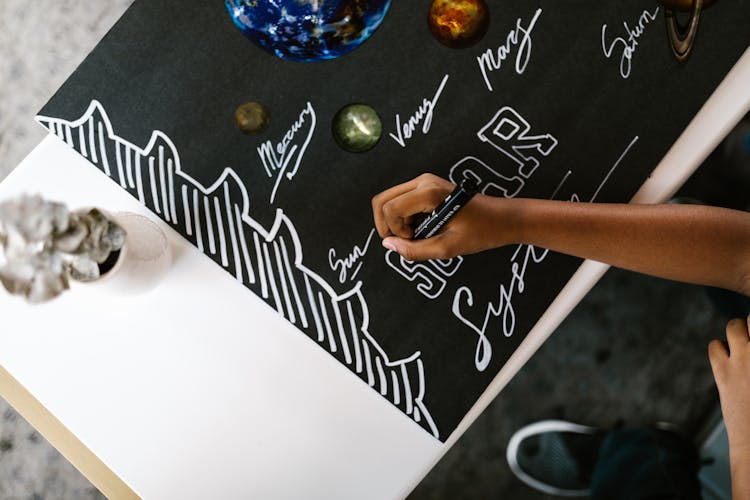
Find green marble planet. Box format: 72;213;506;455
332;104;382;153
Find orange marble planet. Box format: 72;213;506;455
428;0;489;48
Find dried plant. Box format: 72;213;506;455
0;195;126;303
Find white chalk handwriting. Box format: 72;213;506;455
452;244;549;372
389;74;449;148
328;228;377;283
477;8;542;92
601;7;660;79
257;102;316;203
451;135;639;372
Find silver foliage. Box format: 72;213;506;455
0;195;126;303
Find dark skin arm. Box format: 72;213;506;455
373;173;750;496
371;173;750;296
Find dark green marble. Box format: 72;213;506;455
332;104;382;153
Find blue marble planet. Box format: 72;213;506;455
225;0;392;61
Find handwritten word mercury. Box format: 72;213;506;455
389;74;449;148
257;102;316;203
328;229;376;283
601;7;660;79
477;8;542;92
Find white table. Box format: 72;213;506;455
1;47;748;500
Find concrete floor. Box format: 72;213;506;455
411;269;728;499
0;1;745;498
0;2;133;498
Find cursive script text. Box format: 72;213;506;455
328;229;376;283
452;244;549;372
257;102;316;203
477;8;542;92
601;7;659;79
389;74;449;148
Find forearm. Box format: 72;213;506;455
506;199;750;295
731;448;750;500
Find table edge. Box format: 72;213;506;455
0;362;140;499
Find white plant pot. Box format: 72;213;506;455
81;212;171;295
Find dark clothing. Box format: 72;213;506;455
591;429;702;500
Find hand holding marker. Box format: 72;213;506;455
412;178;480;239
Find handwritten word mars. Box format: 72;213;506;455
477;8;542;92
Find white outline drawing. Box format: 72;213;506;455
477;106;558;178
36;100;439;439
384;253;465;300
450;136;639;372
449;156;525;199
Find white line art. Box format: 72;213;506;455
213;196;229;266
203;196;216;255
37;100;439;439
477;106;558;179
389;74;449;148
225;184;242;281
149;157;160;214
601;8;660;79
328;228;377;284
126;145;135;189
120;146;129;187
256;102;316;204
236;205;255;284
550;170;572;200
590;136;639;202
97;122;111;177
477;8;542;92
182;185;193;236
193;189;203;252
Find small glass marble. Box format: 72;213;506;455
332;104;383;153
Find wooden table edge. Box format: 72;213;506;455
0;364;139;499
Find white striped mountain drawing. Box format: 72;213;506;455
36;100;439;439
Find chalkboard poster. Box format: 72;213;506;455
37;0;750;441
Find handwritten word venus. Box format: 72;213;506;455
389;74;449;148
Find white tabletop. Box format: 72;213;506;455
1;46;749;500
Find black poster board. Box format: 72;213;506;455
37;0;750;441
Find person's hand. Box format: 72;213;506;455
371;173;518;261
709;316;750;454
709;316;750;499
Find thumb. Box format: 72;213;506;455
382;235;453;261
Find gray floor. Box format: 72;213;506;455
411;269;728;499
0;1;743;498
0;2;133;498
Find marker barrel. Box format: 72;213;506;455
413;178;479;240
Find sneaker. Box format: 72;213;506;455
506;420;604;497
